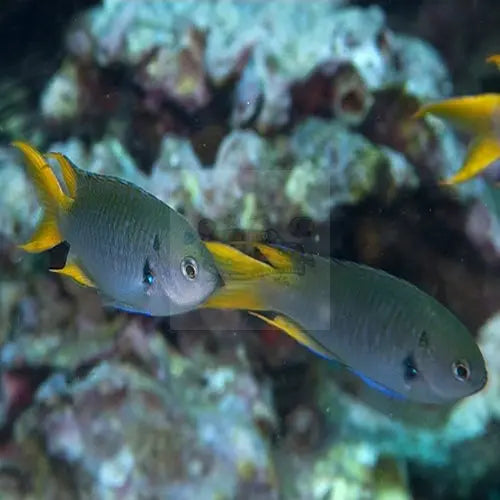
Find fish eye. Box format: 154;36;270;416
181;257;198;281
143;258;154;286
452;360;470;382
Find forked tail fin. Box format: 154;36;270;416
12;141;73;253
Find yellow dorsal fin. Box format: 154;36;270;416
440;135;500;185
412;95;500;135
19;213;62;253
46;152;77;198
51;260;95;288
254;243;295;272
486;54;500;69
204;241;274;281
249;311;335;360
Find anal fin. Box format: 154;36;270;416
51;259;95;288
249;311;336;361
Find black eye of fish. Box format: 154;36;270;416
403;355;419;382
452;360;470;382
143;258;154;286
181;257;198;280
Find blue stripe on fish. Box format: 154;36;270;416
351;369;407;400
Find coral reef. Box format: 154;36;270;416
1;323;278;498
38;0;456;168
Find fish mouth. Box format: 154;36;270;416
426;368;489;404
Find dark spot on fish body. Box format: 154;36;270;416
418;330;429;349
48;241;70;270
143;258;154;286
403;354;418;382
153;234;160;252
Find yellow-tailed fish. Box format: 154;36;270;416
13;141;223;316
202;242;487;404
486;54;500;69
413;54;500;185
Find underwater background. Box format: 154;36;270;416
0;0;500;498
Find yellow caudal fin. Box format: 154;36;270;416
13;142;73;212
45;152;77;197
201;281;267;310
202;241;306;311
440;135;500;185
204;241;274;281
486;54;500;69
202;241;276;311
51;259;95;288
413;94;500;136
18;212;61;253
254;243;295;272
13;141;74;253
249;311;336;360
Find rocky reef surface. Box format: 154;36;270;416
1;0;500;498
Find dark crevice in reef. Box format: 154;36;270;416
0;0;100;143
0;0;99;72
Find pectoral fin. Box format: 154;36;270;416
249;311;336;361
440;135;500;185
51;259;95;288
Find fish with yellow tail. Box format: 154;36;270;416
414;54;500;185
13;141;223;316
202;242;487;404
